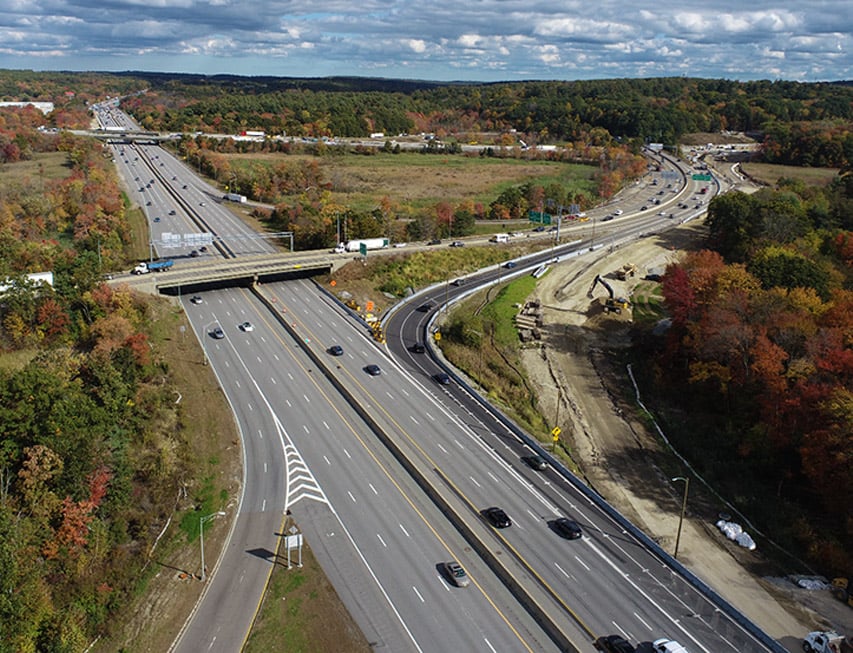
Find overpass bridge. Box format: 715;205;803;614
108;250;344;295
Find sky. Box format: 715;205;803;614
0;1;851;83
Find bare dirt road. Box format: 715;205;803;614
518;217;851;653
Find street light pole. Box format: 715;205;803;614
671;476;689;559
199;511;226;582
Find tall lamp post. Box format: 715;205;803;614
671;476;690;559
199;511;226;582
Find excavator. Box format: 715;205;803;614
587;275;630;314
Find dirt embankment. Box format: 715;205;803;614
519;219;849;651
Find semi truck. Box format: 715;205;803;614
131;260;173;275
334;238;390;254
223;193;247;203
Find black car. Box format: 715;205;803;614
364;364;381;376
601;215;614;222
594;635;635;653
416;302;434;313
552;517;583;540
433;372;451;385
522;455;547;471
532;226;546;232
482;507;511;529
503;261;517;269
449;241;465;247
328;345;345;356
427;238;442;246
190;250;199;257
451;278;465;286
409;343;426;354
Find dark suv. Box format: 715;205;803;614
594;635;636;653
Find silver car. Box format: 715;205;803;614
443;561;470;587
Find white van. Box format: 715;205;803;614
489;233;510;244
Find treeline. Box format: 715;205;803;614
646;176;853;575
112;73;853;147
0;125;192;649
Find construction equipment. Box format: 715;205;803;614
616;263;637;281
587;275;630;314
833;577;853;608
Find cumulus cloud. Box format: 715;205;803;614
0;0;848;81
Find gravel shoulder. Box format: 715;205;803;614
518;218;845;652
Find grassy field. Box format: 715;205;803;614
740;161;840;187
0;151;71;184
228;151;597;211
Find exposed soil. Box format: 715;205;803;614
518;217;852;651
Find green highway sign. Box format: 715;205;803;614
528;210;553;225
692;174;713;181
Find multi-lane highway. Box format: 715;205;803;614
93;105;786;652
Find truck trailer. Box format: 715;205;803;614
131;260;174;275
335;238;390;254
223;193;247;203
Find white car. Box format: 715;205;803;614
613;209;623;216
653;638;689;653
239;321;254;332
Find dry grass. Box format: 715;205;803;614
228;151;595;210
740;162;840;187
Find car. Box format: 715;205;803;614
532;225;546;232
153;217;161;223
416;302;433;313
601;215;614;222
190;249;199;257
449;240;465;247
409;343;426;354
482;507;511;529
199;202;206;206
613;209;624;216
640;206;648;211
427;238;442;246
552;517;583;540
190;295;203;305
364;364;382;376
644;273;663;282
522;454;548;470
172;176;177;180
451;278;466;286
328;345;344;356
239;321;254;332
594;635;636;653
503;261;517;269
443;561;470;588
652;639;689;653
199;246;208;253
210;327;225;339
433;372;451;385
168;209;176;215
146;200;152;206
548;226;558;232
182;184;188;189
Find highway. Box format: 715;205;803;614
255;269;776;653
93;105;782;652
174;288;566;652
